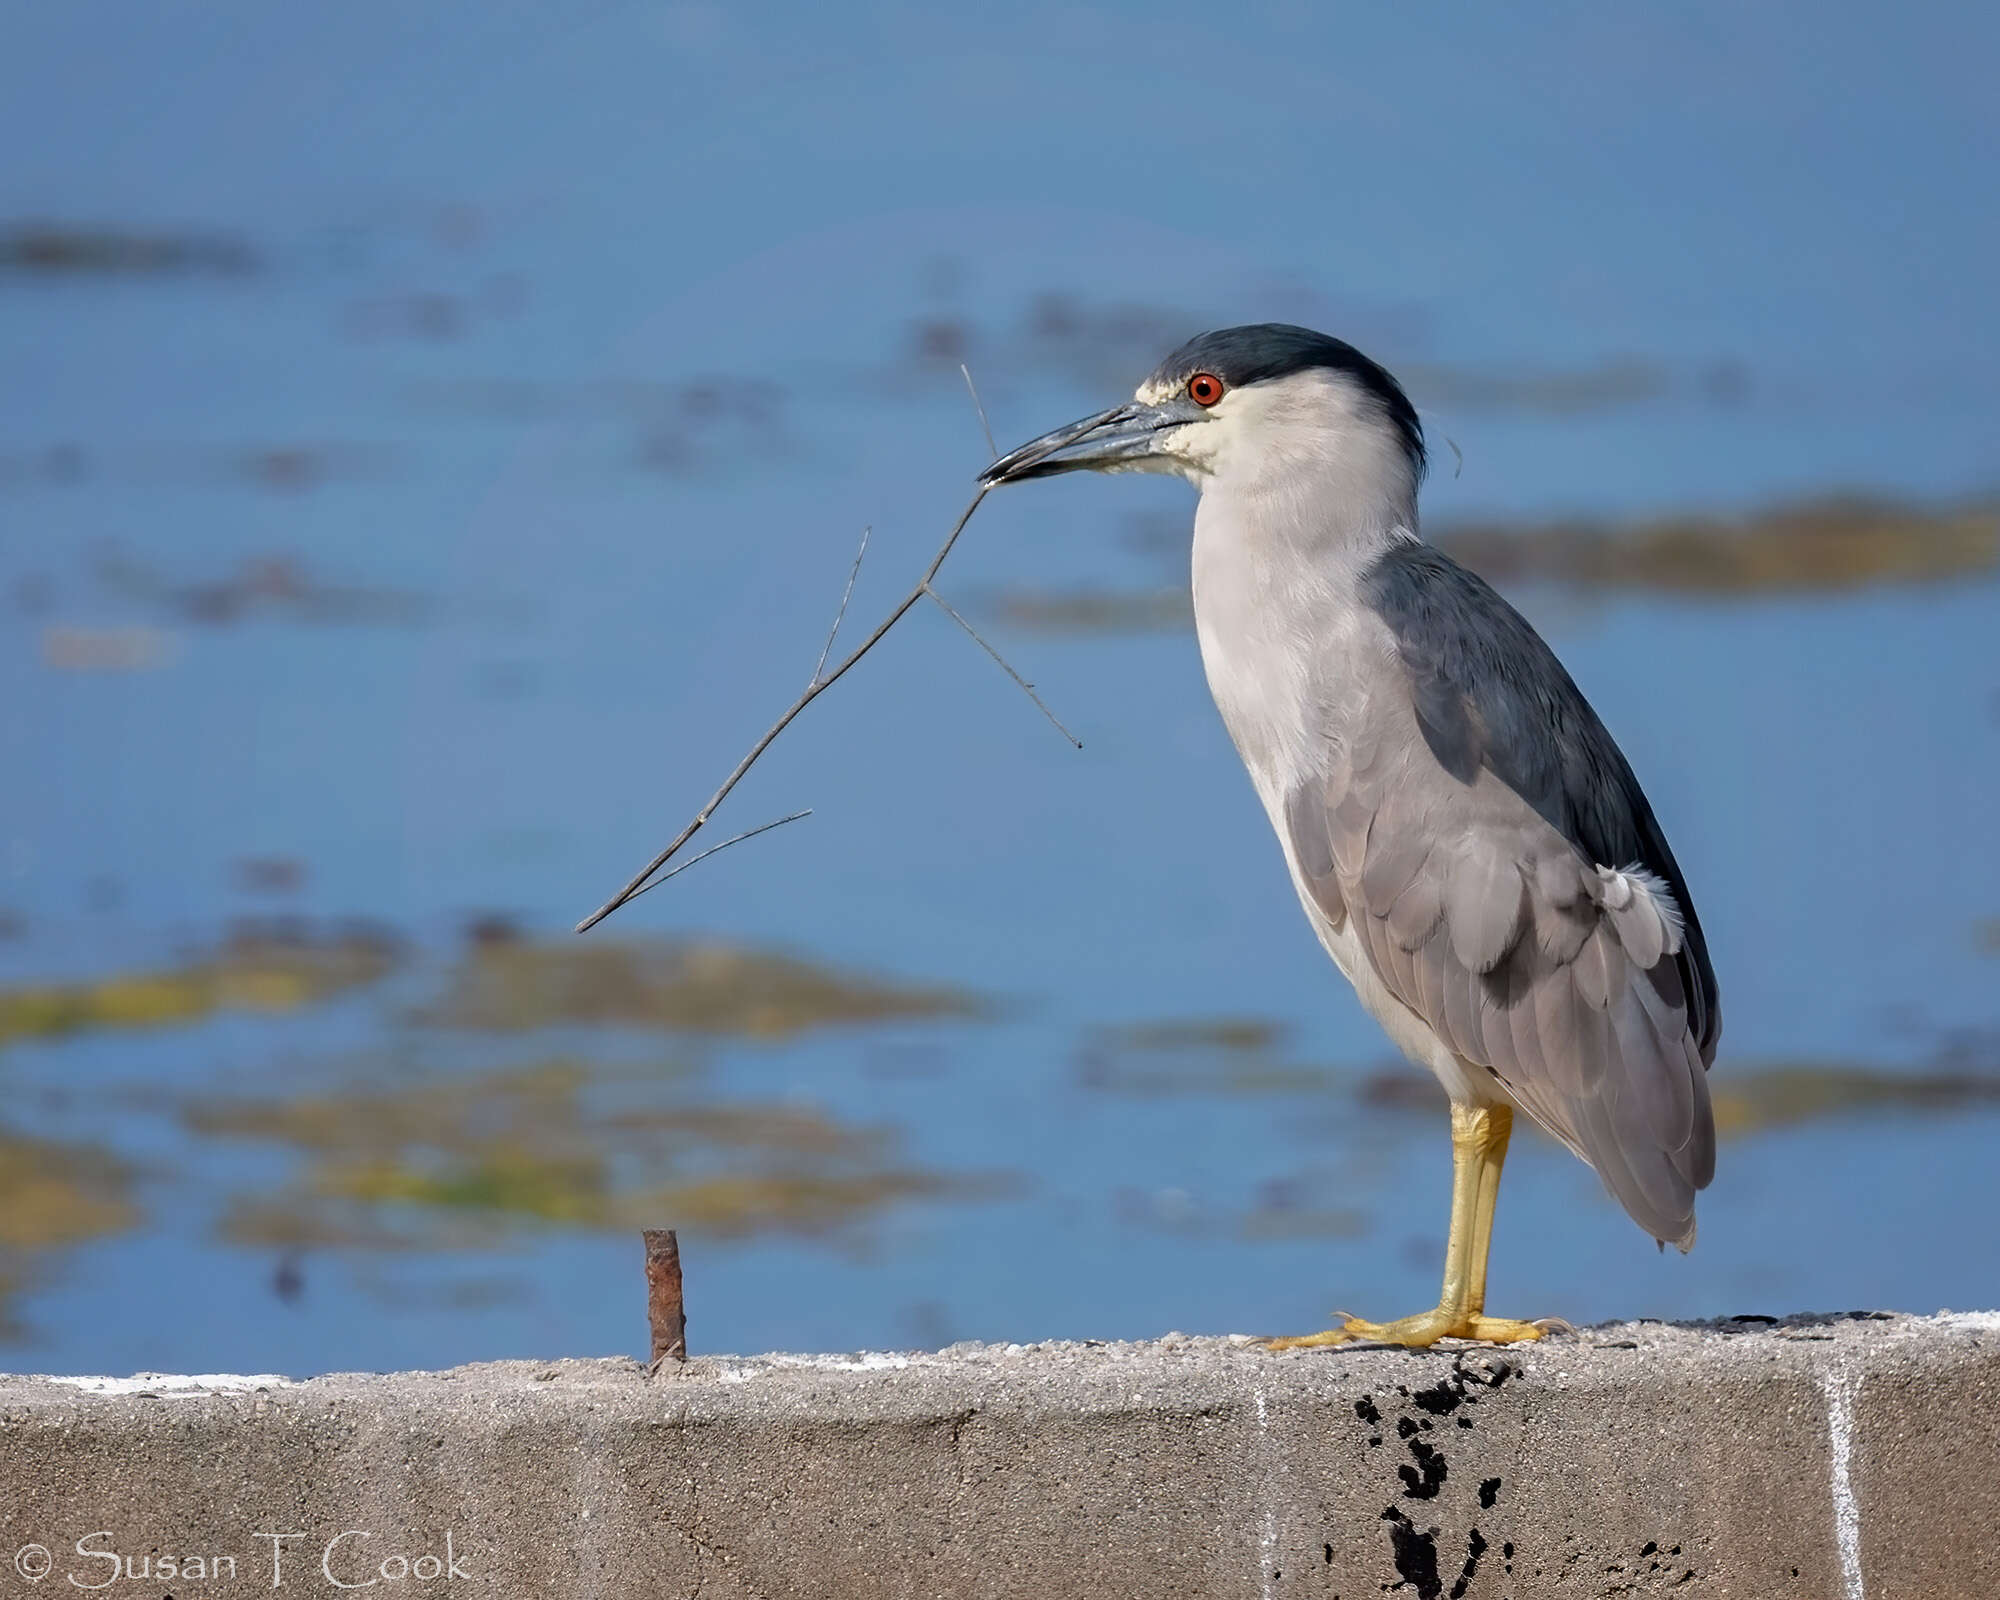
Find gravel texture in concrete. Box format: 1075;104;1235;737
2;1311;1997;1598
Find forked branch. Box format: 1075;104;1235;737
575;370;1071;934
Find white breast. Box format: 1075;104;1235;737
1188;485;1383;809
1188;492;1496;1105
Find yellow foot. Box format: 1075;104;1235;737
1263;1310;1552;1350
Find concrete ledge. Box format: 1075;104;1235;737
4;1312;1998;1598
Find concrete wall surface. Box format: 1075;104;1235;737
2;1311;1997;1599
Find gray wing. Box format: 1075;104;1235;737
1289;541;1718;1246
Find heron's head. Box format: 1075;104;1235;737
980;323;1425;501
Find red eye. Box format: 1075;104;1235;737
1186;372;1225;407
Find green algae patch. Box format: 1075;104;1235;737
1437;495;1999;598
982;495;1999;636
1076;1016;1343;1098
1360;1056;2000;1141
423;933;986;1038
189;1058;1008;1249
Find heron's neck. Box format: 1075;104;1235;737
1199;454;1419;571
1193;382;1421;554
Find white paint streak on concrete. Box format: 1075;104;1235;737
48;1373;292;1397
1254;1387;1278;1600
1821;1366;1865;1600
776;1352;915;1372
715;1351;924;1384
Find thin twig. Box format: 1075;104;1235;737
621;809;812;905
577;488;998;933
923;584;1081;748
812;525;870;687
960;363;998;460
942;364;1076;745
577;370;1091;933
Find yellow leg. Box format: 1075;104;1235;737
1264;1103;1548;1350
1463;1102;1510;1316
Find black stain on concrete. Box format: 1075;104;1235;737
1399;1438;1447;1500
1349;1355;1523;1600
1381;1506;1442;1599
1410;1378;1463;1415
1380;1510;1492;1600
1449;1526;1488;1599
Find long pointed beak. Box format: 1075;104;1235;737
978;398;1195;486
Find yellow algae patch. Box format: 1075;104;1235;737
0;922;400;1050
0;1130;137;1249
1707;1062;2000;1139
0;1129;140;1338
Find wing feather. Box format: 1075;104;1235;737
1280;547;1721;1246
1443;848;1525;974
1386;871;1445;952
1572;924;1619;1011
1364;540;1720;1066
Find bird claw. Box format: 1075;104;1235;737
1261;1308;1553;1350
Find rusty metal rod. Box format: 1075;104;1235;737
644;1228;686;1366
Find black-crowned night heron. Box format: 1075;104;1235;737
980;325;1719;1348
